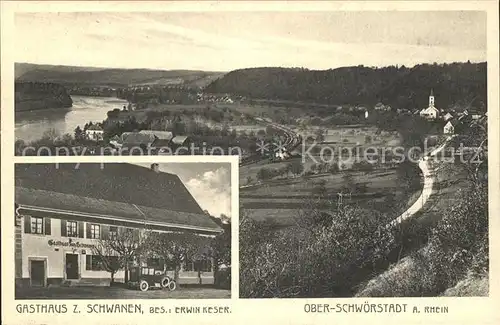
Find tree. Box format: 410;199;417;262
42;128;60;141
240;202;397;298
315;129;325;143
256;168;269;182
15;140;26;156
353;160;374;173
74;126;85;141
290;161;304;176
212;219;231;287
92;227;150;284
329;162;339;174
92;240;123;285
341;172;356;194
311;179;328;199
396;161;421;191
148;232;210;284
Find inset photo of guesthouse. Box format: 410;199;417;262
14;162;233;299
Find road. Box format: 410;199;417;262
16;285;231;299
388;136;453;226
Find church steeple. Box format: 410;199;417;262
429;89;435;107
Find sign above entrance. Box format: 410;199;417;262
48;239;95;249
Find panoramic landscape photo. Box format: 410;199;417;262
13;11;488;298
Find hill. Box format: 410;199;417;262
15;81;73;112
204;62;487;111
15;63;225;88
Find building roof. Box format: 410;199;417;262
171;135;190;145
15;163;205;215
139;130;174;141
421;106;439;114
446;119;461;127
121;132;156;146
458;113;473;123
87;124;103;131
16;187;221;233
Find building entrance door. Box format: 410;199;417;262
30;260;45;286
66;254;79;280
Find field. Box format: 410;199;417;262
292;125;401;146
240;167;422;227
16;63;225;87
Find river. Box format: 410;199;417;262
15;95;128;142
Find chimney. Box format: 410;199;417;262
150;163;160;173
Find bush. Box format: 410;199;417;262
239;204;396;298
357;183;489;297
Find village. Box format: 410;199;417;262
73;88;486;162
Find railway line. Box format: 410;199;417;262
239;117;301;167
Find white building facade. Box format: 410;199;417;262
16;211;219;287
420;89;439;120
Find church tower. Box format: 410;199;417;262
429;89;435;107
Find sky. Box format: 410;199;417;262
136;163;232;219
14;11;486;71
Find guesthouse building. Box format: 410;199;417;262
15;163;222;288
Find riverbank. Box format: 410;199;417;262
15;95;127;142
15;81;73;112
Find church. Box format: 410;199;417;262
419;89;439;120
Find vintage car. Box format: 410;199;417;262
128;266;177;292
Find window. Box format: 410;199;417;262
86;255;119;271
109;226;118;240
183;260;194;272
67;221;78;237
86;255;104;271
147;258;162;269
194;258;213;272
31;217;43;234
90;224;100;239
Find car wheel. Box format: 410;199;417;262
168;280;176;291
139;280;149;292
160;276;170;289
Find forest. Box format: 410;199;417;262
205;62;487;111
15;81;73;112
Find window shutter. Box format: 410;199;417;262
79;222;85;238
24;216;31;234
44;218;51;235
61;220;67;237
86;255;91;270
102;225;109;240
86;223;91;239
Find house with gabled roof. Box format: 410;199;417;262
85;124;104;141
15;163;222;288
443;112;454;122
444;119;461;135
